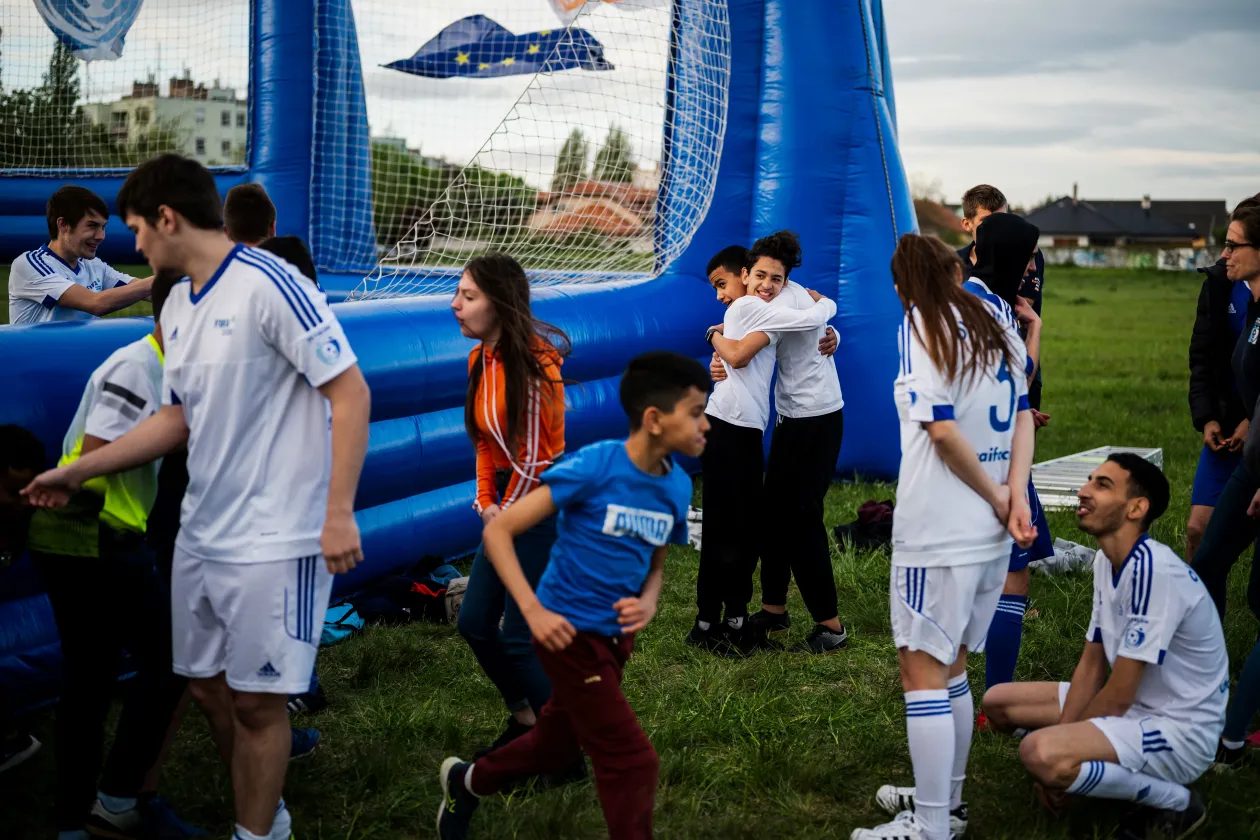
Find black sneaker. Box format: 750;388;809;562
287;683;329;716
1211;740;1250;772
724;618;775;656
437;757;479;840
684;620;741;657
747;609;792;637
474;716;533;759
1117;790;1206;840
790;623;848;653
0;733;40;774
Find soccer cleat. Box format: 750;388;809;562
747;609;792;637
791;623;849;653
0;732;40;774
850;810;940;840
137;794;209;839
684;620;742;657
85;798;145;840
875;785;968;835
289;727;320;761
437;757;479;840
1211;740;1250;772
286;684;329;716
1116;790;1206;840
474;716;534;760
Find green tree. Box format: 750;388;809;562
592;125;634;184
552;128;588;193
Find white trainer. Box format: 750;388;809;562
874;785;968;836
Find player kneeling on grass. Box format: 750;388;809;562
852;234;1037;840
437;351;711;840
982;455;1225;840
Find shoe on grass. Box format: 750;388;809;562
286;683;329;716
684;620;741;657
747;609;791;637
875;784;968;835
474;716;534;760
85;797;145;839
0;732;40;774
137;794;208;839
290;727;320;761
1116;790;1206;840
1211;739;1250;772
850;809;933;839
437;757;479;840
791;623;848;653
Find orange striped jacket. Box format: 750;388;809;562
468;340;565;513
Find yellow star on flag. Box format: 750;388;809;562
502;56;516;66
478;62;490;70
527;43;541;55
455;52;470;65
539;30;551;36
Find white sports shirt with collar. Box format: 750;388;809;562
160;243;358;563
1087;535;1229;729
8;245;134;325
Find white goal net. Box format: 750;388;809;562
345;0;730;299
0;0;250;173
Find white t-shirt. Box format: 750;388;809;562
705;293;837;430
8;246;134;325
1087;535;1229;729
160;243;358;563
59;333;164;533
771;281;844;418
891;303;1030;566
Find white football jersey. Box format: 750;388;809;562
1087;536;1229;729
160;244;358;563
8;246;134;325
771;281;844;418
892;302;1030;566
706;293;836;430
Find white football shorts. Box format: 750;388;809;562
171;549;332;694
1056;682;1217;785
890;554;1008;666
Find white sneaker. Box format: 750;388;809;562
874;785;968;835
851;810;932;839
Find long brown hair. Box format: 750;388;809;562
463;253;571;451
891;234;1017;386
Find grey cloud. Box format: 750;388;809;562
908;125;1090;148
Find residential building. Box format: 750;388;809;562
1025;187;1225;248
83;73;248;166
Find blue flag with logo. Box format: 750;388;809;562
385;14;613;79
32;0;145;61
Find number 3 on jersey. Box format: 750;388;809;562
989;357;1016;432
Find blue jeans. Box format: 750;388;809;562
457;514;557;713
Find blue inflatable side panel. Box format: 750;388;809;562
310;0;376;273
250;0;313;246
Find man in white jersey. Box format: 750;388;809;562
7;186;153;325
853;234;1036;840
23;154;372;840
982;455;1224;839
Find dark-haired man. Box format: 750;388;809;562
981;455;1223;840
8;185;152;325
23;154;371;840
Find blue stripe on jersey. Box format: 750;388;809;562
244;247;322;312
1090;627;1102;643
39;246;79;274
1130;544;1153;616
1025;354;1036;377
1017;394;1030;412
931;405;954;421
169;390;182;405
191;243;242;304
238;248;320;327
25;250;51;276
305;556;317;643
246;256;315;330
297;557;307;643
40;295;57;309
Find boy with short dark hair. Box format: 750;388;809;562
223;183;278;246
436;351;712;840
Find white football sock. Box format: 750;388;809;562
947;673;973;810
1067;761;1189;811
233;826;268;840
269;799;292;840
905;689;953;840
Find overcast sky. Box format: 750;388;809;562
883;0;1260;209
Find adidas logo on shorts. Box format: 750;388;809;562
257;661;282;678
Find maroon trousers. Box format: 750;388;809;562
472;632;658;839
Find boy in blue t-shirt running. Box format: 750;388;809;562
437;351;711;840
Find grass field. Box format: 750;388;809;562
4;267;1258;839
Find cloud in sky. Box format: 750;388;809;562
883;0;1260;208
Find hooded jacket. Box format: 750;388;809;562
969;213;1041;307
1188;259;1248;434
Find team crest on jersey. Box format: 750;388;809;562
1251;320;1260;345
317;337;342;365
601;504;673;546
1123;619;1148;649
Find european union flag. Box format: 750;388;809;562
385;14;613;79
